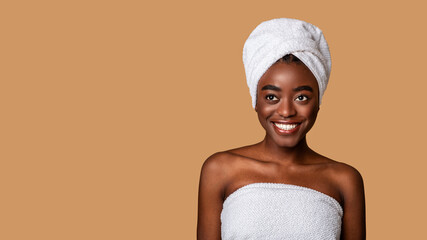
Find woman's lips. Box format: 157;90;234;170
272;122;301;134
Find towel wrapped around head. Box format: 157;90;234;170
243;18;332;108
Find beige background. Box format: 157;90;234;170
1;0;426;239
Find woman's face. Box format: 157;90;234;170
256;62;320;148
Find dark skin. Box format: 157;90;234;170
197;62;366;240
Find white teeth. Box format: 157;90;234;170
274;123;298;130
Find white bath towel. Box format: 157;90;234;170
243;18;331;108
221;183;343;240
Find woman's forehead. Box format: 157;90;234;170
258;63;319;91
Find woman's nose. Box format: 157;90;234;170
277;98;296;118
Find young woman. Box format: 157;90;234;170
197;18;365;240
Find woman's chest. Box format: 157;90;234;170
224;162;343;206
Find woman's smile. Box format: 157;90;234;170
272;122;301;133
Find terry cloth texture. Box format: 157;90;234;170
221;183;343;240
243;18;331;108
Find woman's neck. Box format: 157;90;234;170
259;135;314;165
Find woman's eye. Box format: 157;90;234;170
266;95;278;101
295;95;308;101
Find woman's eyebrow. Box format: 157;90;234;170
293;85;313;92
261;85;281;91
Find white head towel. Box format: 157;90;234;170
243;18;331;108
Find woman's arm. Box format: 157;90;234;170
338;165;366;240
197;153;228;240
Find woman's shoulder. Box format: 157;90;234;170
323;158;363;183
319;156;364;197
202;145;256;171
200;145;261;184
311;155;364;208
